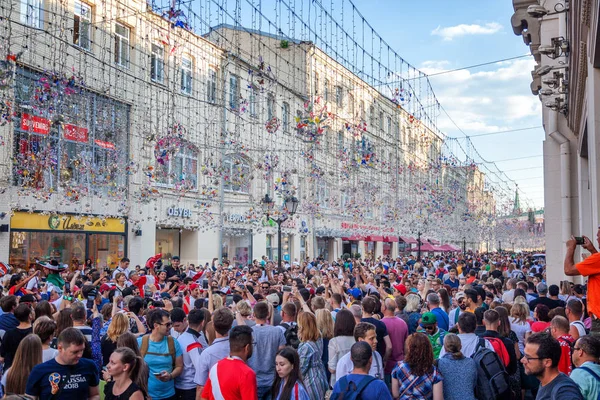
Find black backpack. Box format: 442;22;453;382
471;338;510;400
280;322;300;349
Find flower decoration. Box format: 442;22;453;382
295;97;332;142
265;117;280;134
248;57;276;93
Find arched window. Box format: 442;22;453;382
223;154;251;194
155;138;198;190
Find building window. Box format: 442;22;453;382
316;180;329;208
300;236;306;261
359;100;365;120
314;72;319;95
12;68;130;195
155;145;198;189
73;1;92;51
370;105;376;126
348;93;355;117
266;234;273;260
223;156;251;193
387;116;392;134
394;122;400;138
181;57;192;95
249;91;257;117
379;111;384;131
282;102;290;132
229;74;239;109
207;67;217;103
114;23;130;68
267;94;275;120
338;131;344;151
324;79;329;102
151;44;164;83
21;0;42;29
335;86;343;107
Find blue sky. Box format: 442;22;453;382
182;0;545;210
349;0;545;210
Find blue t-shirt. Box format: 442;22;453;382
331;374;393;400
431;308;449;331
137;336;183;399
26;358;99;399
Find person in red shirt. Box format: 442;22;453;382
201;325;257;400
564;233;600;336
550;316;575;375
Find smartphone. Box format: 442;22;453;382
282;285;292;292
153;372;162;377
64;282;71;294
202;280;209;290
225;295;233;306
575;237;585;245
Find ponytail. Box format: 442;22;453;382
113;347;149;398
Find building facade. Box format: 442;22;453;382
0;0;494;268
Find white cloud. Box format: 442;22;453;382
431;22;503;41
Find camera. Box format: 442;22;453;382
282;285;292;292
575;237;585;245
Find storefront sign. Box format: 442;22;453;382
94;139;116;150
21;113;50;135
63;124;89;143
167;207;192;218
227;213;246;223
10;211;126;233
341;222;394;233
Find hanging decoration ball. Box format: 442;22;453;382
265;117;281;134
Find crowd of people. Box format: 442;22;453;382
0;247;597;400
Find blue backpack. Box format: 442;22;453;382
336;375;376;400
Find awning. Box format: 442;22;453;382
427;238;440;245
437;244;455;252
365;235;385;242
341;235;365;241
383;235;399;242
399;236;418;244
418;243;445;252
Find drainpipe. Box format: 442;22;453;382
547;109;571;257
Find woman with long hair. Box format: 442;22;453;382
436;333;476;400
297;312;328;400
495;306;521;398
33;316;58;361
510;302;531;354
391;333;443;400
34;300;53;321
270;347;310;400
101;312;130;366
2;334;42;395
437;288;451;313
315;308;334;383
104;347;147;400
327;309;356;386
50;308;72;349
404;293;422;334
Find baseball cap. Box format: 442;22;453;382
455;291;466;301
420;312;437;326
172;256;180;260
347;288;362;299
393;283;407;295
99;284;112;293
189;283;199;290
266;293;280;306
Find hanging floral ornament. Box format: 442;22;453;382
265;116;280;134
391;87;412;108
248;56;276;93
295;97;331;142
344;119;367;138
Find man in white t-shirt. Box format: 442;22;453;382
112;257;131;280
335;322;384;381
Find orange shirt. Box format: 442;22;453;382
575;252;600;317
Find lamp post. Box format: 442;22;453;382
261;194;299;271
498;240;502;253
417;231;422;261
463;236;466;256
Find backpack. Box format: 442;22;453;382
140;334;176;368
281;322;300;349
336;375;376;400
471;338;510;400
484;336;510;368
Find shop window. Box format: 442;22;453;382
88;234;125;269
155;143;198;190
73;1;92;51
21;0;42;28
181;56;193;95
207;67;217;103
151;43;164;83
114;23;130;68
223;155;251;193
12;68;130;196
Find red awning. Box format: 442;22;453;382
427;238;440;245
438;244;454;252
399;236;418;244
365;235;385;242
341;235;365;241
383;236;399;242
418;242;436;251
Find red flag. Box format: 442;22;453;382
145;254;162;269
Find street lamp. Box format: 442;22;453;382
417;231;422;262
463;236;466;256
261;194;299;271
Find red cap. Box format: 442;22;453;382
99;284;112;292
393;283;407;295
189;283;199;290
